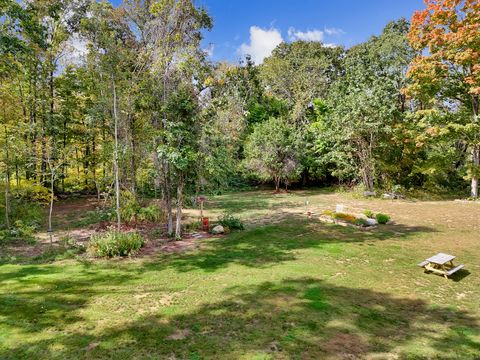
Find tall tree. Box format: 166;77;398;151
407;0;480;197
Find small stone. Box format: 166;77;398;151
211;225;224;234
363;191;376;197
366;218;378;226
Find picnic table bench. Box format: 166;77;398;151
418;253;464;279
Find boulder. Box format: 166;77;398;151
211;225;225;234
366;218;378;226
363;191;376;197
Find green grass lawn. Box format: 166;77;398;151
1;190;479;359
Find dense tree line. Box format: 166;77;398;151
1;0;478;238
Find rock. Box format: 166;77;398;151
383;192;405;200
211;225;225;234
366;218;378;226
363;191;376;197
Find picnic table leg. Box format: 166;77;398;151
441;264;449;279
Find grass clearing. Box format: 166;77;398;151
0;189;479;359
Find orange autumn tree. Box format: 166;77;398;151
407;0;480;197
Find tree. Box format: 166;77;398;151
160;85;200;238
244;116;301;191
313;20;414;191
407;0;480;197
260;41;344;121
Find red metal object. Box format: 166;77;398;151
202;217;209;231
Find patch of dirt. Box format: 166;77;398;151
323;333;370;359
158;239;199;254
1;242;45;258
166;329;191;340
85;342;100;352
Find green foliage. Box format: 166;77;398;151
0;220;36;244
88;231;144;257
117;191;162;223
363;210;375;219
355;218;368;227
137;205;163;222
243;116;302;189
11;182;51;204
375;213;391;224
217;213;244;231
119;191;141;223
73;208;114;228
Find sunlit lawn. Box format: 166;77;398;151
0;189;479;359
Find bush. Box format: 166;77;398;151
375;213;391;224
119;191;141;223
217;213;244;230
88;231;144;257
137;205;163;222
363;210;375;219
333;212;357;224
322;209;334;217
11;181;51;204
116;191;163;223
74;208;114;227
0;195;43;230
355;218;368;227
0;220;37;244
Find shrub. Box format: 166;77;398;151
355;218;368;227
119;191;141;223
0;220;37;244
322;209;334;217
88;231;144;257
333;212;357;224
0;195;43;230
137;205;163;222
217;213;244;230
74;208;114;227
10;181;51;204
116;191;163;223
375;213;391;224
363;210;375;219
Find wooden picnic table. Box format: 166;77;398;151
418;252;464;279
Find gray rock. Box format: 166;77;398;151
383;193;395;199
366;218;378;226
211;225;224;234
364;191;376;197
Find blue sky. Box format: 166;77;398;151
111;0;426;64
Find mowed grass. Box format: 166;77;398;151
0;190;479;359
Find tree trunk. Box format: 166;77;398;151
112;78;121;231
274;176;280;192
128;113;137;194
4;126;10;229
175;174;184;239
472;144;479;198
48;167;54;245
164;160;173;235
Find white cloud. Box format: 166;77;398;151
238;26;283;65
324;27;345;36
287;27;324;42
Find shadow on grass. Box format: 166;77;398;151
0;266;140;338
148;216;436;273
0;277;478;359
